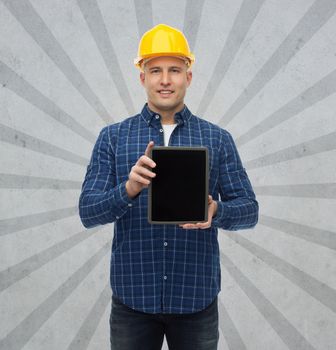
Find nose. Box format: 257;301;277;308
160;70;170;86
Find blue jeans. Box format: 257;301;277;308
110;295;219;350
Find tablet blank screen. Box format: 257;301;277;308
150;148;208;223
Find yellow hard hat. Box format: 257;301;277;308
134;24;195;69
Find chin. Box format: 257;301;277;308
153;100;181;111
158;104;177;111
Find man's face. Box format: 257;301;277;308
140;56;192;114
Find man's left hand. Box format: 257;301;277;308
179;195;217;229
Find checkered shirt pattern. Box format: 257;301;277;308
79;104;258;314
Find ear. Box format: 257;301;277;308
140;71;145;86
186;70;192;87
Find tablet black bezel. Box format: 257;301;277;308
148;146;209;224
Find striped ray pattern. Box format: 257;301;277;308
0;0;335;349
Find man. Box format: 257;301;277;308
79;24;258;350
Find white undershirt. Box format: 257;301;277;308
162;124;177;146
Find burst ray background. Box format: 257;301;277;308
0;0;336;349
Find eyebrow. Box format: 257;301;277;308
148;66;183;70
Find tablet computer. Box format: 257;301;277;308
148;146;209;224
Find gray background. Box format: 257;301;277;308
1;0;335;349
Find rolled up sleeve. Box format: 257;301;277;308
79;127;133;228
212;131;259;230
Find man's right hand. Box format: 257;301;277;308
126;141;156;198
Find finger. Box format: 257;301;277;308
196;222;210;229
144;141;155;158
179;224;191;229
133;165;156;178
137;155;156;168
129;172;151;185
188;219;211;229
179;224;199;229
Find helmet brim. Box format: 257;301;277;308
134;52;195;69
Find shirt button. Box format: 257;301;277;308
155;115;160;119
163;276;167;280
128;203;132;207
159;128;163;133
116;216;119;219
164;242;168;247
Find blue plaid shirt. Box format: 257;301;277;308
79;104;258;314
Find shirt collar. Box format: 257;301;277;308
140;103;192;126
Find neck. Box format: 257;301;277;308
160;112;176;125
147;102;184;125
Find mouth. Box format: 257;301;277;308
157;90;174;97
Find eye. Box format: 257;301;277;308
150;69;160;74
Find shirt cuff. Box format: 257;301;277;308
109;180;134;219
211;200;231;228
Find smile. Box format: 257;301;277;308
158;90;174;95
